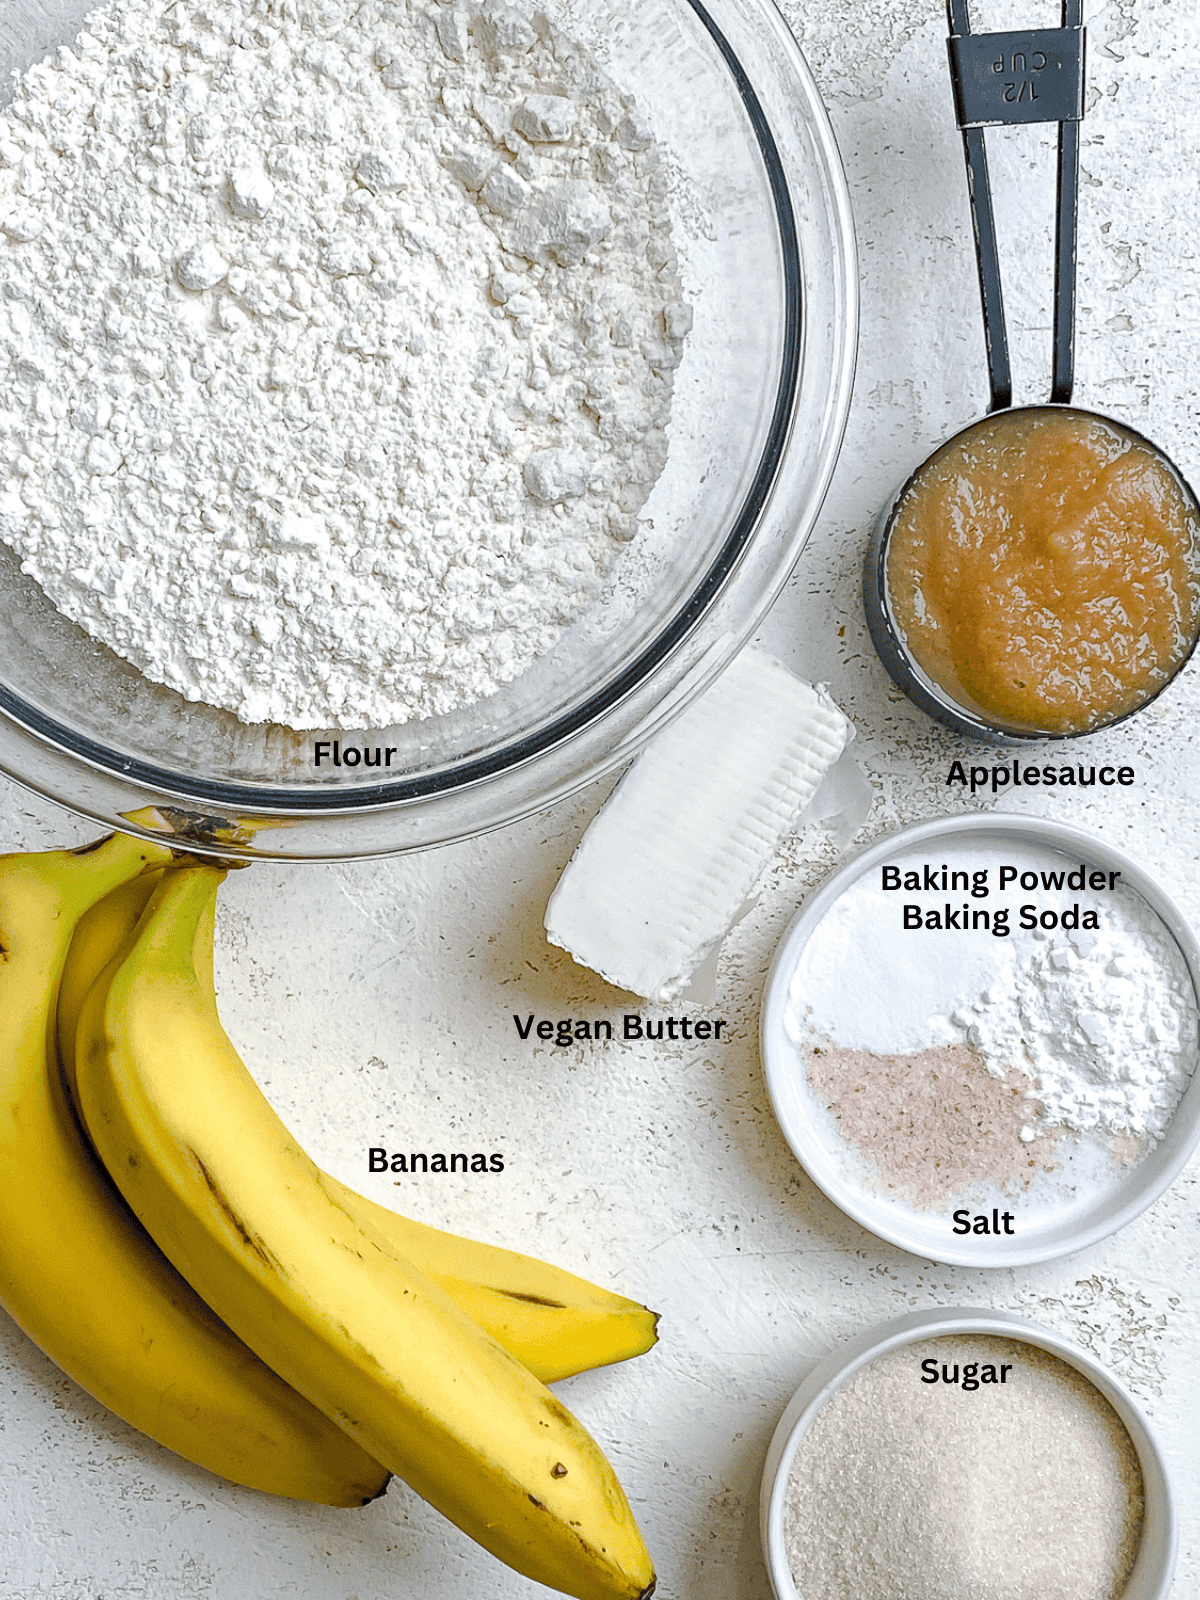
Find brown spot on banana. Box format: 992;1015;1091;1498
544;1396;575;1429
551;1462;568;1478
495;1288;568;1309
192;1151;280;1270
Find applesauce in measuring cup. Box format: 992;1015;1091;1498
884;407;1200;735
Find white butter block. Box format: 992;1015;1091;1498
545;647;855;1000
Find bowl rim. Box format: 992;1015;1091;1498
0;0;858;843
759;811;1200;1267
759;1305;1178;1600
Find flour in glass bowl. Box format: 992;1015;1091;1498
0;0;691;729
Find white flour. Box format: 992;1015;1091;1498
0;0;689;729
785;840;1199;1145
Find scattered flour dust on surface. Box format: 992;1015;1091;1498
0;0;690;729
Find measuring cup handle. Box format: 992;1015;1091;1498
1052;107;1080;402
946;0;1086;410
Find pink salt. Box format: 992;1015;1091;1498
804;1043;1060;1209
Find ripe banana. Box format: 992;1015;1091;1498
76;863;656;1600
58;867;163;1108
339;1195;659;1384
59;869;659;1385
0;831;389;1507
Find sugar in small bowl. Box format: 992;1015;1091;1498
760;1308;1176;1600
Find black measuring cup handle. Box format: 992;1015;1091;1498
946;0;1086;411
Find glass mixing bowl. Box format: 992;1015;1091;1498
0;0;856;859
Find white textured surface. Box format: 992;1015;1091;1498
2;1;1199;1597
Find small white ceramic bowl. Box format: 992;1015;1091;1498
760;814;1200;1267
760;1306;1177;1600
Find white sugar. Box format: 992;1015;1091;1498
784;1336;1144;1600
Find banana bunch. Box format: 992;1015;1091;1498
0;826;387;1505
56;863;659;1388
0;828;656;1598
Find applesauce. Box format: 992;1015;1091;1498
885;408;1200;734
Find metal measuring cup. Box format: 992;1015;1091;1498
863;0;1200;744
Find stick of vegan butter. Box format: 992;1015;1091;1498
545;647;856;1000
